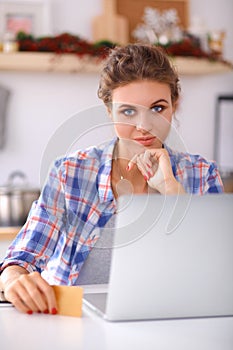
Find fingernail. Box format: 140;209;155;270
147;163;152;168
27;310;33;315
43;309;49;314
144;175;148;181
51;308;57;315
37;311;41;314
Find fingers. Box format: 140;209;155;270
7;287;34;314
144;150;153;168
20;274;49;312
125;148;184;194
127;154;138;171
11;279;39;313
127;150;157;180
4;271;57;315
137;155;153;181
33;273;57;314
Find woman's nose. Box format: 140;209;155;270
136;113;153;132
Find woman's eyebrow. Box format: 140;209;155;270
151;99;169;105
116;104;136;109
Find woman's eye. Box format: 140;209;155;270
121;109;136;116
151;105;164;113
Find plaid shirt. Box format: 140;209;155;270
0;138;223;285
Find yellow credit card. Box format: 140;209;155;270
52;285;83;317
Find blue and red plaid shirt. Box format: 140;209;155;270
0;138;223;284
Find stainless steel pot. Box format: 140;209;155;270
0;171;40;227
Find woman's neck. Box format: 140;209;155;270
111;141;149;198
115;139;144;162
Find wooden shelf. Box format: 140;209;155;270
0;226;21;241
0;52;232;75
171;56;232;75
0;52;104;73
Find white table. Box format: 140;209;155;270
1;304;233;350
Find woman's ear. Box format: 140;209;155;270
106;103;113;120
172;98;180;114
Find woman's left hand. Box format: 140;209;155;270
127;148;186;194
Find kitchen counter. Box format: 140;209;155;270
1;304;233;350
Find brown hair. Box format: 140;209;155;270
98;43;180;106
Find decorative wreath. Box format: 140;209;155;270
16;31;232;67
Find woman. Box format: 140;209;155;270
0;44;223;315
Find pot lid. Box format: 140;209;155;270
0;171;40;195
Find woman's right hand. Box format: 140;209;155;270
1;266;57;315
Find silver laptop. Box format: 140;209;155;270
83;193;233;321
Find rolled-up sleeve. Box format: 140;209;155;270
0;159;67;274
205;161;224;193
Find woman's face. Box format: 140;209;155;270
110;80;175;150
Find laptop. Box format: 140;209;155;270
83;193;233;321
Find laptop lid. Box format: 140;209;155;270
84;193;233;321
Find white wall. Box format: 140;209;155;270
179;0;233;165
0;0;233;187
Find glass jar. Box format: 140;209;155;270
2;32;19;53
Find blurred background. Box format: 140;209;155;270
0;0;233;191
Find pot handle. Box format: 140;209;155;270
7;170;28;186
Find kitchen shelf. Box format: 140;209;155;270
171;56;233;75
0;52;232;75
0;52;104;73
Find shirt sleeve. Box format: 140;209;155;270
205;161;224;193
0;158;67;274
169;146;225;195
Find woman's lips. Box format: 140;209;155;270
134;137;156;146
